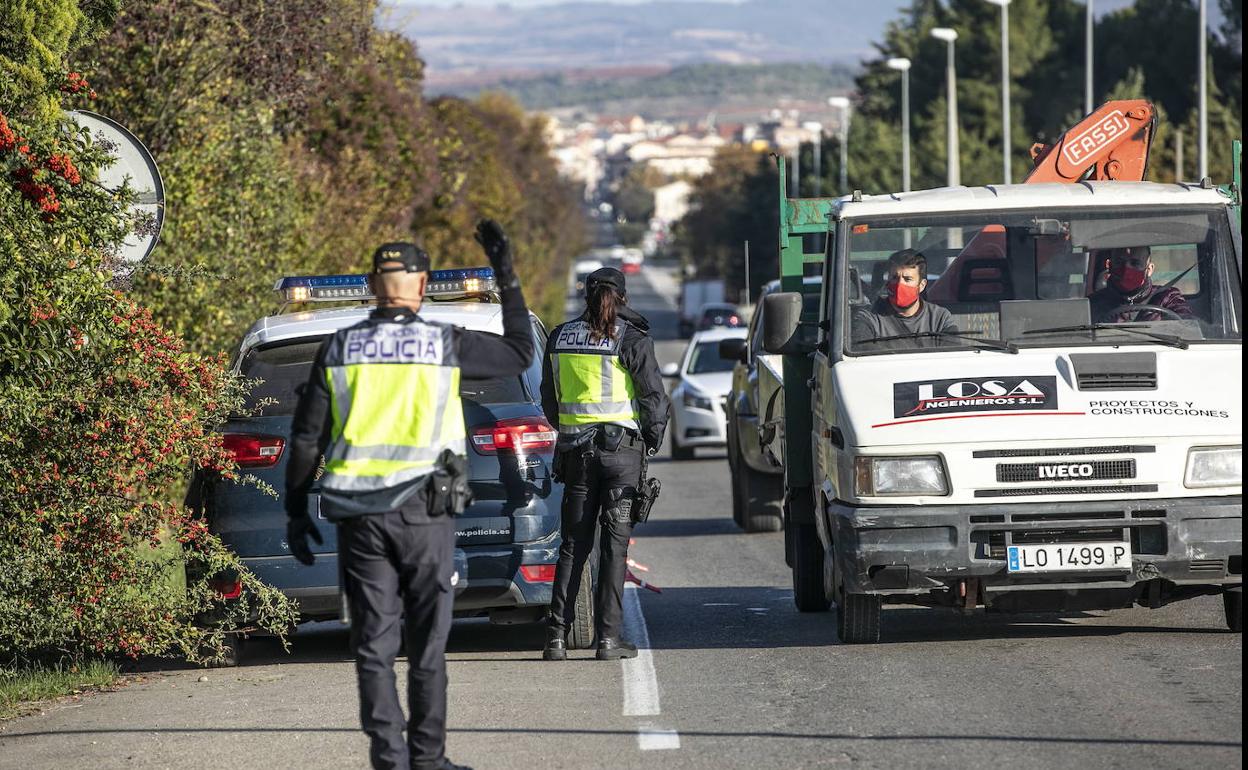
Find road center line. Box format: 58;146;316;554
622;584;681;751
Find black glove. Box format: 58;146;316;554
475;219;518;288
287;515;323;566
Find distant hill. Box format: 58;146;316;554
447;62;856;118
382;0;901;89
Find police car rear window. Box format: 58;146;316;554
239;338;528;417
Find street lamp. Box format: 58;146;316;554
1085;0;1094;115
886;57;912;193
828;96;851;194
985;0;1012;184
1198;0;1208;179
930;27;961;188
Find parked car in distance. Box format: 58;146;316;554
695;302;744;331
188;270;597;663
661;327;746;460
572;258;605;294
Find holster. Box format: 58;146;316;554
428;450;473;516
629;452;661;525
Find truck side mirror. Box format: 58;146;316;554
718;337;748;364
762;292;816;354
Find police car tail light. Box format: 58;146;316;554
470;417;557;455
221;433;285;468
519;564;557;583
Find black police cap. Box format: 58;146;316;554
372;242;430;274
586;267;626;296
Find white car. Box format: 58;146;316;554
662;327;747;460
572;258;605;294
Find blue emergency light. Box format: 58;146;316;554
275;268;497;304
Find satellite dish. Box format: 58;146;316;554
67;110;165;263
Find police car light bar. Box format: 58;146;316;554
275;268;497;304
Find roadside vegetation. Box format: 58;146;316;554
0;0;583;706
0;660;119;720
678;0;1243;297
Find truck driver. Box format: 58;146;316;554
1089;245;1195;323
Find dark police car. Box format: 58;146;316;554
188;270;596;661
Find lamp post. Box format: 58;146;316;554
1085;0;1094;114
828;96;851;194
886;57;912;192
1198;0;1208;180
985;0;1012;183
930;28;961;188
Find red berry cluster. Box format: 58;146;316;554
60;71;97;100
47;153;82;185
1;111;85;221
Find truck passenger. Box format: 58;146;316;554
851;248;959;349
1089;246;1195;323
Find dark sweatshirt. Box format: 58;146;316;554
284;285;533;519
540;305;670;452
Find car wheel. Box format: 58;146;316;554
727;428;744;526
567;559;597;649
741;464;783;533
791;523;830;613
1224;589;1242;633
671;436;695;461
204;633;243;668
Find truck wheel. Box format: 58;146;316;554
1224;589;1242;633
741;464;783;533
567;559;597;650
791;523;830;612
835;592;883;644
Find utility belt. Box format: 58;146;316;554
553;424;660;526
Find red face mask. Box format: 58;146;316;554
1109;262;1149;293
887;280;922;310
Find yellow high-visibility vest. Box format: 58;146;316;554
550;319;640;435
320;319;465;505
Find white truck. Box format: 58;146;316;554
760;162;1242;643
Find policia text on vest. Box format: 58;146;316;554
284;223;529;770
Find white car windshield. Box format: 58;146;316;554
841;205;1242;355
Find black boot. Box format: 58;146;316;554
595;637;638;660
543;626;567;661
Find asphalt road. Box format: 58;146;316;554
0;265;1241;769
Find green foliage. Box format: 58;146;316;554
0;2;298;667
0;659;118;719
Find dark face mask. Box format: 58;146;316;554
1109;261;1149;294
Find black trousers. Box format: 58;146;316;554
548;441;643;642
339;499;455;770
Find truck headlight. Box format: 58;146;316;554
1184;446;1242;488
682;389;713;411
855;456;949;496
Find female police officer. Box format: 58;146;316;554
540;266;669;661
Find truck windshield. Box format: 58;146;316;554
841;205;1241;355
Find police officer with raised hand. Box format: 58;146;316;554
285;221;531;770
541;267;669;662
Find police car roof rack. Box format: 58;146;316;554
274;268;499;313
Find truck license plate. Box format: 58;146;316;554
1007;542;1131;573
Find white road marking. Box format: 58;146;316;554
702;602;738;607
636;725;681;751
622;584;680;751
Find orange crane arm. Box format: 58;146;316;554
1024;99;1156;183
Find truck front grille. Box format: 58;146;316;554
996;459;1136;483
975;484;1158;498
973;445;1155;458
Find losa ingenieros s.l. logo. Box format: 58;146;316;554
893;376;1059;419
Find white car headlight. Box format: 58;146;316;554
1184;446;1242;488
682;389;713;411
855;456;949;496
